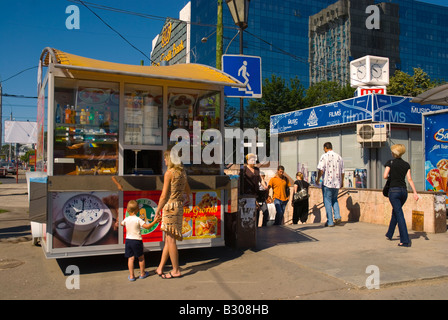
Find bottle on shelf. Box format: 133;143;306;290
64;105;71;124
184;113;189;129
94;109;99;125
215;115;220;129
98;110;104;126
80;109;87;124
104;107;111;126
70;105;76;124
75;105;81;124
188;106;193;130
168;110;173;130
55;104;61;124
178;113;184;129
85;108;90;125
173;110;178;129
89;107;95;124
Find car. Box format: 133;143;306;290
0;162;17;175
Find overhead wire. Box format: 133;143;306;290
75;0;155;64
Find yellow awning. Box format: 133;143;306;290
40;47;245;88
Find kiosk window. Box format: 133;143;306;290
123;150;162;175
53;78;119;176
124;84;163;146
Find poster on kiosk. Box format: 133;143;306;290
423;109;448;206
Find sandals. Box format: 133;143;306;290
129;271;150;281
398;242;411;247
154;270;164;277
161;272;183;279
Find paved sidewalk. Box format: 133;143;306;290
1;182;448;300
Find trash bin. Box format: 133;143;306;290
235;195;257;249
224;176;257;249
412;210;424;232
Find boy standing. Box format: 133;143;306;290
120;200;161;281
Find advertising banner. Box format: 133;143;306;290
423;110;448;205
373;95;448;124
183;190;222;240
123;190;222;243
123;191;164;243
270;94;448;135
270;94;374;134
51;191;119;248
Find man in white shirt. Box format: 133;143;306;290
317;142;344;227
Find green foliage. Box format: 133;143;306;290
246;75;305;129
305;81;355;107
246;76;355;129
387;68;441;97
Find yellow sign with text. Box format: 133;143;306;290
153;40;185;66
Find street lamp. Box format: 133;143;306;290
225;0;250;198
225;0;250;30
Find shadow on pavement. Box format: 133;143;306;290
254;224;320;251
56;246;245;276
0;225;31;239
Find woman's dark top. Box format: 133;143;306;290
294;179;310;203
385;158;410;188
243;165;261;195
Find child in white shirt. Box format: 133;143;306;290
120;200;160;281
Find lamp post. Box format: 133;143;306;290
225;0;250;131
226;0;250;199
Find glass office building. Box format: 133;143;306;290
151;0;448;88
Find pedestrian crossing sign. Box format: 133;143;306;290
222;54;262;98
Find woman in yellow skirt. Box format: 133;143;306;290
155;150;191;279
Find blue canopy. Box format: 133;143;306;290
270;94;448;135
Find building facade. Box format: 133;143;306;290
150;0;448;88
309;0;400;85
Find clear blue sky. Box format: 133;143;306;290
0;0;189;145
0;0;447;145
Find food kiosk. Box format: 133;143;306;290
31;47;244;258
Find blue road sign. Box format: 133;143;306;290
222;54;262;98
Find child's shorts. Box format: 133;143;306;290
124;239;144;258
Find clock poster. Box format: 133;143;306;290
123;191;163;243
51;191;119;248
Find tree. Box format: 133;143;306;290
387;68;441;97
246;75;305;129
305;81;355;107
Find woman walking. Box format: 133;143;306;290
155;150;191;278
383;144;419;247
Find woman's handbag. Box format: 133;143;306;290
293;181;308;203
382;179;391;197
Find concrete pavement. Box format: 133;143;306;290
1;182;448;301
